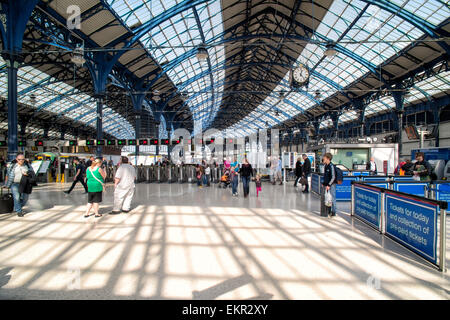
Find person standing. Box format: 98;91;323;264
64;158;88;194
367;157;377;176
294;157;303;187
204;164;211;187
85;156;94;168
413;152;432;181
196;164;203;188
230;156;239;196
302;154;311;193
275;156;283;185
270;156;277;185
4;153;36;217
240;158;253;197
322;153;337;217
85;158;106;218
112;156;136;214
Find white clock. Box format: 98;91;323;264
292;63;310;86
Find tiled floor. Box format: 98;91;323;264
0;181;448;299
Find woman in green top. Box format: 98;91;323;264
85;158;106;218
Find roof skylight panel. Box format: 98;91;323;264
389;0;450;26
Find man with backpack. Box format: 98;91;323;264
322;153;341;217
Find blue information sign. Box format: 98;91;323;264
364;182;389;189
436;183;450;207
354;184;382;229
385;192;438;264
336;177;359;201
393;183;428;197
311;174;320;194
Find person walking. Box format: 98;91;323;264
254;174;262;197
85;158;106;218
112;156;136;214
230;156;239;196
240;158;253;197
64;157;88;194
4;153;36;217
293;157;303;187
322;153;337;217
301;154;311;193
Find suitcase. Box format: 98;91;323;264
320;190;331;217
0;187;14;214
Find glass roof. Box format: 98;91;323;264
228;0;445;136
0;58;134;139
108;0;225;134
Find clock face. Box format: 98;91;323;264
293;64;309;84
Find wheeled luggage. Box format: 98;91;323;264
0;187;14;214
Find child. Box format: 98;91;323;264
255;174;262;197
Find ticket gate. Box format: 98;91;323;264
179;165;188;183
168;165;178;183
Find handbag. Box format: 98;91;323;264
88;167;106;192
300;177;307;185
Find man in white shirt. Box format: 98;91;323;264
111;156;136;214
369;157;377;175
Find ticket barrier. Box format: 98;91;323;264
168;165;178;183
157;166;168;183
179;165;188;183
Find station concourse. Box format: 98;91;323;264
0;0;449;301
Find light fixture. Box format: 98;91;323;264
324;42;337;57
315;90;321;98
71;46;86;66
29;93;36;105
196;46;208;61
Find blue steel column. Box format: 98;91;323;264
392;87;405;159
96;96;103;157
6;58;19;161
0;0;39;161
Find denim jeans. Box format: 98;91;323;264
231;175;238;194
202;174;208;186
241;176;250;196
11;183;29;213
330;183;337;214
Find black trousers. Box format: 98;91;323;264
68;176;88;193
294;175;301;186
303;173;310;192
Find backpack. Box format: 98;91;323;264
334;164;343;185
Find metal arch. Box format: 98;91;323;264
192;6;216;126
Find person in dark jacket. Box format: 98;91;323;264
239;158;253;198
64;158;88;194
401;159;414;175
4;153;36;217
322;153;336;217
302;154;312;193
293;157;303;187
413;152;432;181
